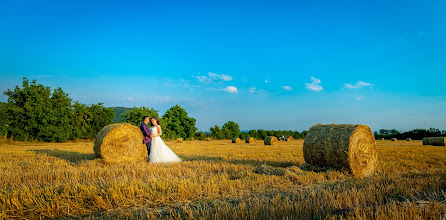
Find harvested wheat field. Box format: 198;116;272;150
0;138;445;219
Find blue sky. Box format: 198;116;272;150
1;0;446;132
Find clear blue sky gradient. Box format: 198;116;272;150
1;0;445;132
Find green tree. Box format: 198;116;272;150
194;131;206;140
257;129;267;139
248;129;258;139
210;125;224;140
122;106;159;126
3;78;73;142
221;121;240;139
161;105;197;140
0;102;8;137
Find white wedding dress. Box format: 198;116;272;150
149;125;181;163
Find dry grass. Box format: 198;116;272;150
0;139;445;219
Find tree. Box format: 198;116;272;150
221;121;240;139
210;125;224;140
3;78;73;142
248;129;258;139
161;105;197;140
122;106;159;126
257;129;267;139
194;131;206;140
0;102;8;137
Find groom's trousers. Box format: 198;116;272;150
146;142;151;156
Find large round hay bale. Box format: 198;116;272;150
391;138;397;141
381;138;385;141
406;138;412;141
232;138;241;143
245;137;254;143
206;137;212;141
176;138;183;143
94;123;147;163
422;137;445;146
264;136;278;146
303;124;377;178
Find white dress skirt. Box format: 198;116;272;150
149;125;181;163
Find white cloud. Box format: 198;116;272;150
222;86;238;93
281;86;293;91
344;81;374;89
305;76;323;92
195;75;212;84
195;72;233;83
265;80;269;83
249;86;256;93
208;72;232;81
355;97;364;101
128;97;133;101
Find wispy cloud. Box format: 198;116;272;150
195;72;232;84
344;81;374;89
265;80;269;83
305;76;323;92
249;86;256;93
195;75;212;84
281;86;293;91
355;97;364;101
208;72;232;81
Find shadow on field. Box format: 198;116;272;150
181;155;297;168
31;149;96;163
181;155;224;162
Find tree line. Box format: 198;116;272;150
0;78;199;142
2;78;443;142
374;128;446;140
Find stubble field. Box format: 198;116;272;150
0;138;445;219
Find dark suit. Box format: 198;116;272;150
140;122;151;156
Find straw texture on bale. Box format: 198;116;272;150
303;124;378;178
406;138;412;141
245;137;254;143
391;138;397;141
264;136;278;146
93;123;147;163
422;137;446;146
176;138;183;143
232;138;241;143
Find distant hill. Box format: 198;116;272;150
108;107;132;123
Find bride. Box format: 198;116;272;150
149;117;181;163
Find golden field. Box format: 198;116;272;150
0;138;445;219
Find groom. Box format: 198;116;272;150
140;116;151;157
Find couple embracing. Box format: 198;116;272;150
140;116;181;163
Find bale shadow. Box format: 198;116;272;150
31;149;96;163
181;155;224;162
181;155;297;168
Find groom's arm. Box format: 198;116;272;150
140;124;151;136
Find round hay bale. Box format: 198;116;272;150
264;136;278;146
422;137;445;146
176;138;183;143
206;137;212;141
381;138;385;141
391;138;397;141
245;137;254;143
93;123;147;163
406;138;412;141
232;138;241;143
303;124;377;178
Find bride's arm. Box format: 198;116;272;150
157;125;162;136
